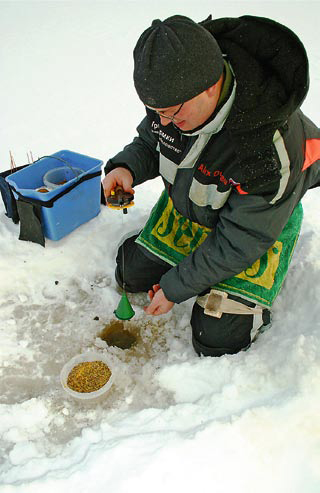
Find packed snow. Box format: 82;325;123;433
0;2;319;492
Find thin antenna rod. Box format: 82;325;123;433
9;151;16;172
26;151;34;164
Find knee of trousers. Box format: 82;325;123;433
115;240;151;293
115;234;171;293
115;235;140;292
191;295;270;357
115;260;147;293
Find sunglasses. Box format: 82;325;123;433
146;102;184;121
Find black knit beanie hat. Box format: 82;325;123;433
133;15;224;108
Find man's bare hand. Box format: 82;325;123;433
102;167;134;199
144;284;174;316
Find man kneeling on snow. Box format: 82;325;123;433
103;15;320;357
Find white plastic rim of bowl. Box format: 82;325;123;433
60;351;114;400
43;166;84;190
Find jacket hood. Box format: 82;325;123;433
201;15;309;132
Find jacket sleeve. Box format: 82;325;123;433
159;189;302;303
104;116;160;186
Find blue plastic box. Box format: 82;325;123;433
6;150;103;240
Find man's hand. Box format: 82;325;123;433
102;167;134;199
144;284;174;316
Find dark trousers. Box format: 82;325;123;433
116;234;270;357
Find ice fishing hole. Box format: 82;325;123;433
98;320;137;349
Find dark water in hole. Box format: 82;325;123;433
98;320;137;349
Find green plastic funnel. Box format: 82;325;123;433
114;291;135;320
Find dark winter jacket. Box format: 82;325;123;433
105;15;320;304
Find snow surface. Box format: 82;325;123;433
0;1;319;492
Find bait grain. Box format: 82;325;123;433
67;361;111;393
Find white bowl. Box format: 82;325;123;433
43;166;84;190
60;351;114;400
